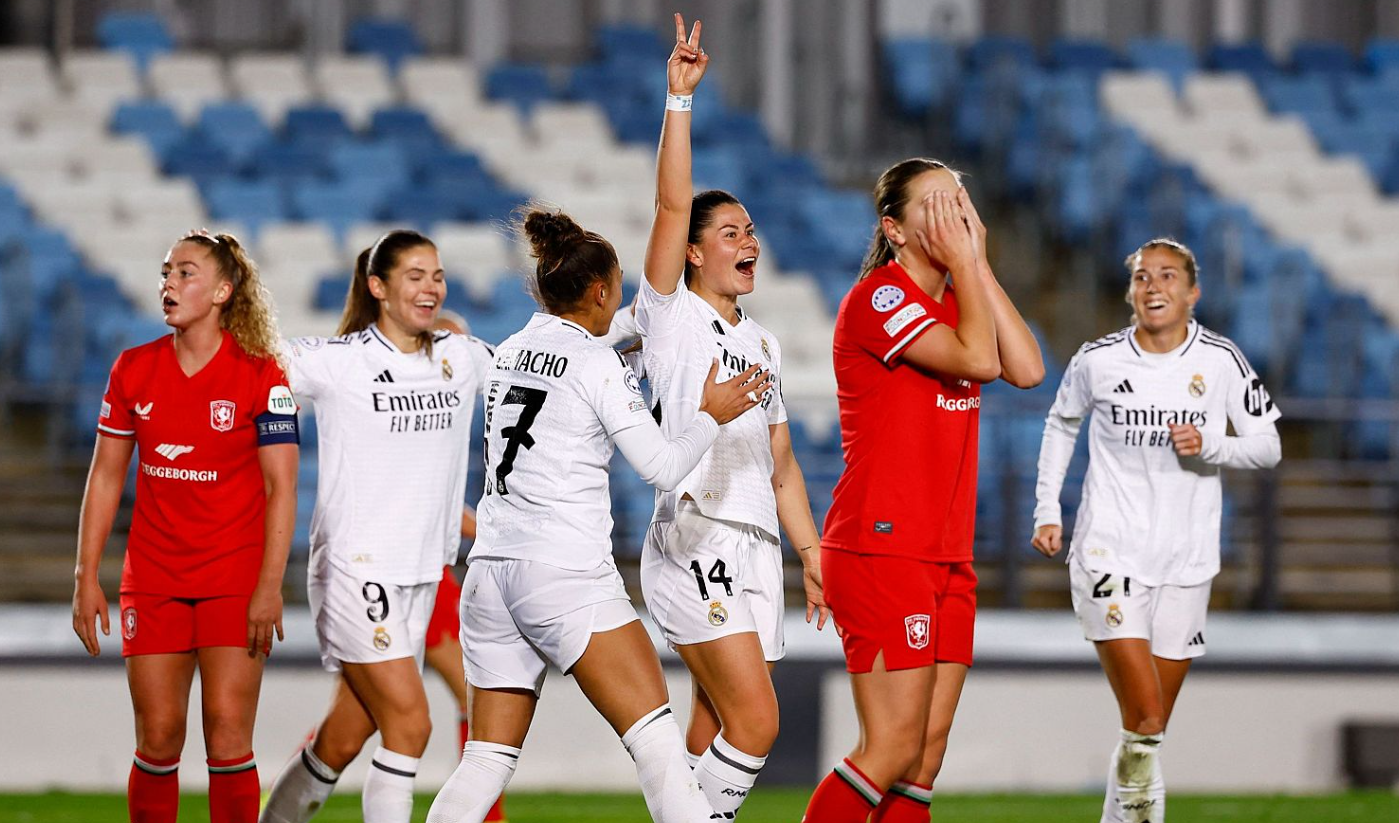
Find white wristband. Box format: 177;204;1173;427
666;93;693;112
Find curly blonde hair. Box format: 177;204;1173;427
179;232;282;365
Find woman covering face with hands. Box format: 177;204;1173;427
1032;238;1280;823
805;160;1042;823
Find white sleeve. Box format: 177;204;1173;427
594;305;640;348
466;335;496;382
612;412;719;491
634;275;687;339
765;337;788;426
1199;427;1281;469
281;337;334;401
588;349;655;437
1033;352;1092;528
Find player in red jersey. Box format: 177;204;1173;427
72;230;299;823
803;160;1043;823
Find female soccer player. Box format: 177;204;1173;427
636;17;828;817
426;208;767;823
72;230;298;823
259;230;495;823
804;160;1044;823
1032;238;1281;823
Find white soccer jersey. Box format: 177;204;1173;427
284;326;494;585
1035;321;1281;587
471;312;658;571
635;278;786;539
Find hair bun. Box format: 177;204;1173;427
522;210;586;265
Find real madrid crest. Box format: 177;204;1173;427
707;600;729;627
442;358;453;381
373;626;392;651
1105;603;1124;629
760;337;771;360
1188;373;1206;398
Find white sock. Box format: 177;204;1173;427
258;745;340;823
1102;730;1164;823
694;733;765;819
426;741;521;823
620;705;715;823
685;750;702;770
363;746;419;823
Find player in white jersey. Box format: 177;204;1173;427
261;231;494;823
1032;239;1281;823
427;209;767;823
630;17;829;818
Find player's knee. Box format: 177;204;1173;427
313;729;368;771
380;714;432;755
919;736;949;783
1129;715;1166;736
136;717;187;760
720;705;778;755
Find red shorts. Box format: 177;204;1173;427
425;566;462;644
822;548;977;673
118;592;251;657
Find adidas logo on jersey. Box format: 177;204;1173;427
372;370;395;383
154;444;195;461
1112;379;1135;394
1187;631;1205;646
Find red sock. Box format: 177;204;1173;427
460;712;508;822
128;751;179;823
207;753;259;823
870;781;933;822
802;758;882;822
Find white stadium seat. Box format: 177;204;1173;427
230;52;312;125
313;55;395;129
147;53;229;121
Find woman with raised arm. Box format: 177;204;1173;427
803;160;1043;823
427;208;768;823
73;230;298;823
1032;238;1280;823
634;16;830;818
259;231;495;823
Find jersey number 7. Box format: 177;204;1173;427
484;384;548;496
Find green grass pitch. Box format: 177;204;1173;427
3;789;1398;822
0;789;1393;823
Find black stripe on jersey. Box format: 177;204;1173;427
613;350;628;368
1081;328;1131;355
652;401;662;424
1199;332;1249;377
468;335;496;356
1126;334;1142;357
1178;322;1201;357
559;318;592;338
366;326;395;351
734;304;747;322
432;330;452;343
711;319;726;335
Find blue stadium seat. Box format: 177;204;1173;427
290;181;384;233
1207;41;1277;77
882;38;960;117
412;148;491;186
1126;37;1197;87
95;11;174;71
484;63;555;113
111;101;185;155
1364;38;1399;73
196;102;272;164
205;178;287;231
1049;38;1118;76
327;142;410;191
1291;41;1355;74
1339;74;1399;115
369;106;441;154
161;136;238;183
283;105;354;146
346;17;423;71
966;36;1037;72
1260;75;1339;116
249;140;328;181
313;274;351;311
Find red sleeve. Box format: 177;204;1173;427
254;359;300;446
96;353;135;439
846;282;939;365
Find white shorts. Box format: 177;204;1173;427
641;505;785;662
460;555;639;697
1069;562;1211;660
307;566;436;673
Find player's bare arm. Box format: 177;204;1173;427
72;434;136;656
769;421;830;630
960;188;1045;388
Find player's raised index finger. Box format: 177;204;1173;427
689;19;703;50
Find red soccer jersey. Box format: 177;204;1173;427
822;261;981;562
98;331;298;597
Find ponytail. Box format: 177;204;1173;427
179;231;282;365
338;230;437;355
517;206;619;314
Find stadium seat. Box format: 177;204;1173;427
229;52;312;125
882;38;960;117
346;17;424;70
95;11;174;71
485;63;555;113
1292;41;1356;74
148;53;230;121
1207;41;1277;77
110;100;185;155
1049;38;1118;76
205;178;287;232
313;56;395;129
966;35;1037;72
282;104;354;146
1125;37;1197;87
61;50;141;112
196;101;272;164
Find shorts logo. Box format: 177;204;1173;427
905;614;930;650
373;626;392;651
701;490;722;501
707;601;729;627
1188;373;1206;398
1105;604;1124;628
871;285;905;312
210;400;236;432
122;607;137;640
